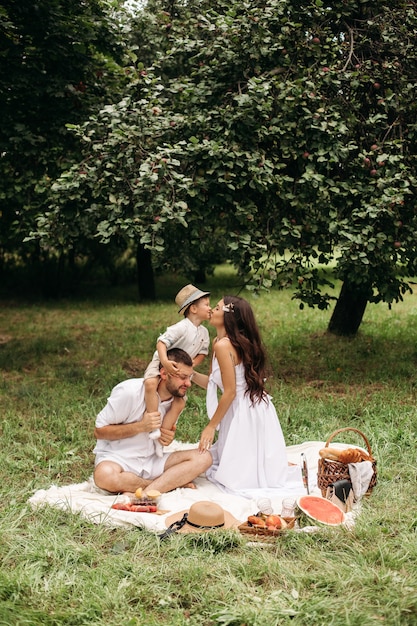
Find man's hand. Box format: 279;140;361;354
158;425;176;447
142;411;162;433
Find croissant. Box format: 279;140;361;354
319;447;373;464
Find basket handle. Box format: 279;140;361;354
324;427;373;456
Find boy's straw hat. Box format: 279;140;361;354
175;284;210;314
164;501;240;534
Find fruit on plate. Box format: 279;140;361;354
111;502;131;511
296;495;346;526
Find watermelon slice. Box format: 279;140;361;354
296;495;346;526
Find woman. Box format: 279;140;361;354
192;295;288;495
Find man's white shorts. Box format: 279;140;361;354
94;451;170;480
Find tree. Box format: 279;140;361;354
32;0;417;332
0;0;128;293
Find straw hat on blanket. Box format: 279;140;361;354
161;501;240;537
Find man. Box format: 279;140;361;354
93;348;212;494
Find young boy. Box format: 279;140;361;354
144;284;211;453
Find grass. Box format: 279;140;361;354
0;265;416;625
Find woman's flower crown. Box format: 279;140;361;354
222;302;235;313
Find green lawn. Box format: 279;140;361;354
0;267;416;625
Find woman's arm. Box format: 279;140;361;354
207;339;237;429
191;370;209;389
198;339;237;452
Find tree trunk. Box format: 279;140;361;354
193;266;206;284
327;280;370;336
136;243;155;300
40;253;65;298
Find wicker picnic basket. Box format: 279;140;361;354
317;427;377;497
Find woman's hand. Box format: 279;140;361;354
199;424;216;454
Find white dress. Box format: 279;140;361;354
205;354;289;496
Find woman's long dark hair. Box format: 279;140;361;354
223;295;267;404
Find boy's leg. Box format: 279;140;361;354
154;395;186;458
160;396;185;431
144;376;160;414
144;376;163;443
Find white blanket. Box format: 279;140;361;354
28;441;354;532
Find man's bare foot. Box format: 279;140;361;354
182;481;197;489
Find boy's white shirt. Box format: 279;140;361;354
152;317;210;363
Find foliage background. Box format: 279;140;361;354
19;0;417;335
2;0;417;335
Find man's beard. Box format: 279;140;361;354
165;378;187;398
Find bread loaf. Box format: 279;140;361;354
319;446;373;464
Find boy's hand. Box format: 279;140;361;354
142;411;162;432
162;360;179;376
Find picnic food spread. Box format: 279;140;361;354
111;489;162;513
108;430;374;530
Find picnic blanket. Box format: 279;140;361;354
28;440;355;532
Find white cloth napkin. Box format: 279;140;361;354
348;460;374;499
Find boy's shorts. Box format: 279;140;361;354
144;357;161;380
